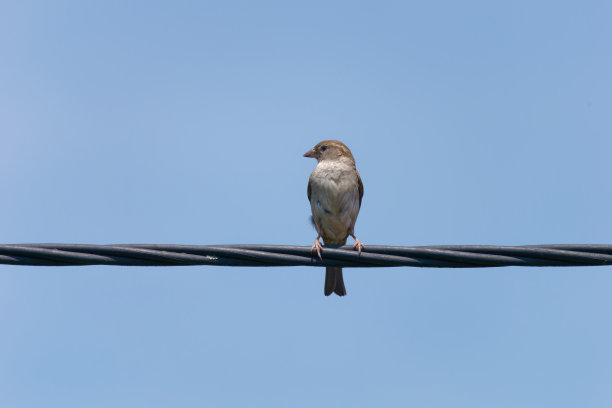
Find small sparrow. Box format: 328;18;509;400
304;140;365;296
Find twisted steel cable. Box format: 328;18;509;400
1;243;612;268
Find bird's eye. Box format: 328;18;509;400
320;145;327;151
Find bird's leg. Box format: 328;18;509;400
311;235;323;261
350;234;366;255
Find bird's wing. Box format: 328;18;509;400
356;169;364;208
307;178;312;202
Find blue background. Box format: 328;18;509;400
1;1;611;406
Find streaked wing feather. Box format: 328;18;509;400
356;169;364;208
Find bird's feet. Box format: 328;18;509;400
351;235;366;255
311;238;323;261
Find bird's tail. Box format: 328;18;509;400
324;266;346;296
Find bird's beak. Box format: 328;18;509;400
304;148;317;158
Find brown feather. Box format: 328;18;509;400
356;169;363;208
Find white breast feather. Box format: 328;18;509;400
309;160;360;244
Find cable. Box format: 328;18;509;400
1;243;612;268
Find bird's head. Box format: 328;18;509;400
303;140;355;163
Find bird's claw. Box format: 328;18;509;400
311;239;323;261
352;238;366;255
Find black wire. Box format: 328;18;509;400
1;243;612;268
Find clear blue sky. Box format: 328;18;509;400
1;1;611;406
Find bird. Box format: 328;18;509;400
304;140;365;296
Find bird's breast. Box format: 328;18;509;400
308;161;361;244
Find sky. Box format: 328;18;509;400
1;0;611;406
